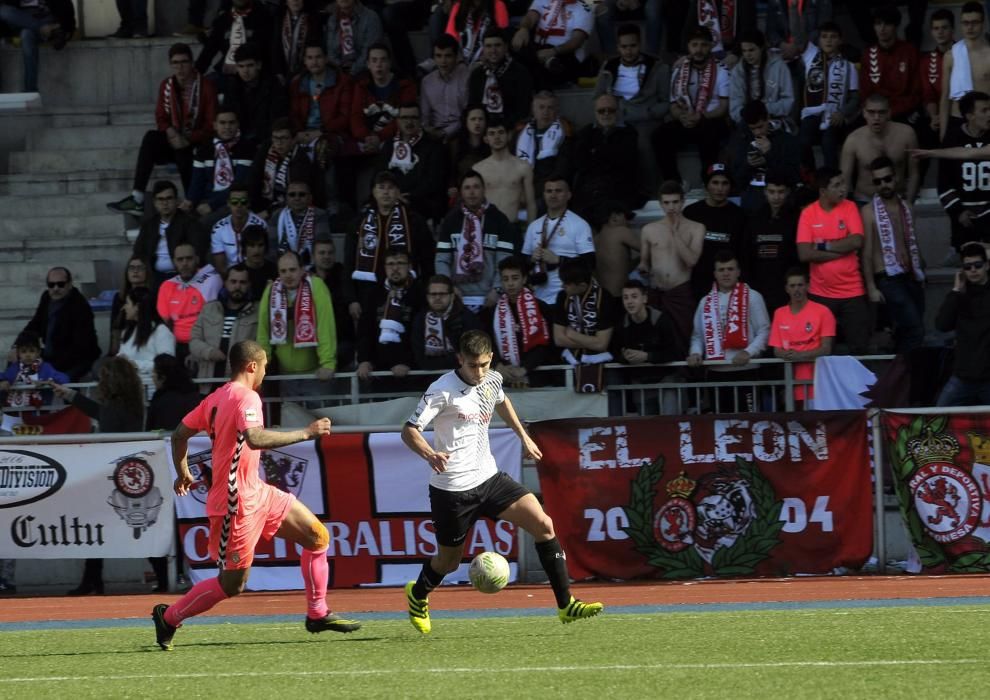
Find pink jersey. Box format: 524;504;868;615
182;382;266;517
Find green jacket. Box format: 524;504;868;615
257;275;338;373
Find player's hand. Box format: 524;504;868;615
521;434;542;461
306;416;332;439
427;451;450;473
174;470;195;496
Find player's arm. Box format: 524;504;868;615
494;395;542;460
172;422;199;496
243;418;331;450
401;422;449;473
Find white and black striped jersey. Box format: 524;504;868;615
938;123;990;223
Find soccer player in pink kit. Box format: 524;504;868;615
152;339;360;651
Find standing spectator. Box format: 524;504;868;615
858;5;920;124
840;94;919;204
349;44;418;157
935;243;990;406
435;170;515;312
269;180;331;268
486;255;554;387
288;42;353;173
211;182;268;274
938;2;990;140
769;267;836;406
765;0;831;63
448;105;491;197
468;28;534;128
684;0;756;58
474;116;537;229
795;166;869;354
196;0;272;86
222;42;286;144
510;0;595;89
132;181;209;290
311;238;359;370
110;0;147;37
731;100;801;213
411;275;482;370
157;243;223;361
652;26;731;184
117;287;177;397
521;176;596;304
270;0;324;89
742;172;799;312
378;103;450;223
324;0;383;79
684;164;746;300
446;0;510;66
109;256;151;357
728;29;794;127
22;266;101;381
552;259;617;393
189;264;259;386
257;251;338;401
175;0;216;37
923;9;954;144
240;225;278;302
182;110;256;222
591;202;640;298
0;330;67;412
0;0;71;92
108;44;218;214
420;35;470;143
248;119;322;218
861;156;925;353
514;91;572;202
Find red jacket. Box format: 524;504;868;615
288;70;354;137
155;74;218;146
859;40;921;118
920;47;947;108
349;76;418;142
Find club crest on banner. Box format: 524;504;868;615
106;452;164;539
184;446;310;503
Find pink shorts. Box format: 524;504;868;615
208;484;296;570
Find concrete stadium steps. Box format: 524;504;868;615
0;170;138;195
0;193;121;218
27;123;151;151
0;214;123;240
9;147;138;175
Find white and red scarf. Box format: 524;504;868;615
515;119;564;164
213;137;237;191
353;205;412;282
672;55;717;114
5;361;42;409
455;202;487;283
277;206;317;257
493;288;550;366
162;74;202;136
698;0;736;53
379;279;411;343
268;275;318;347
702;282;750;360
460;12;492;64
388;132;422;174
339;15;355;59
536;0;576;42
224;5;252;73
872;195;924;282
482;57;512;114
281;11;309;75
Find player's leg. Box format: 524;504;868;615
276;498;361;633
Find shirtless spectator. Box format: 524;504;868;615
510;0;595;90
684;164;746;300
942;5;990;139
468;29;534;128
638;180;704;356
210;182;266;275
269;180;331;268
858;5;920;124
592;202;640;298
473;117;537;233
182;110;256;223
514;91;572;203
324;0;383;79
156;243;223;361
840;94;919;203
924;10;954;141
860;156;925;352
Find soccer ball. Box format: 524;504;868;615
468;551;510;594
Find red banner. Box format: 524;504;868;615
529;413;873;580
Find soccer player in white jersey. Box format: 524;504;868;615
401;329;604;633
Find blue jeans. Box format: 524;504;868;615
0;5;50;92
596;0;662;55
875;273;925;353
937;376;990;407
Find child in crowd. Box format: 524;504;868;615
0;331;68;410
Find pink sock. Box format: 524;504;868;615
164;577;229;627
300;547;330;620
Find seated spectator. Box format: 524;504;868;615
350;43;418;157
156;243;223;361
728;29;794;128
22;266;101;381
592;22;669;198
189;264;259;386
687;249;770;410
935;243;990;406
311;238;359;369
117;287;177;398
474;116;536;229
0;330;68;411
435;170;515;312
742;172;799;312
355;248;425;381
594;0;660;58
222;42;287;144
797;21;858;171
769;267;836;406
552;259;617;393
446;0;510;66
485;255;554;387
411;274;482;370
378;102;449;223
652;26;731;184
685;0;757;59
270;0;325;89
257;250;338;402
107;43;218;215
765;0;829;63
685;163;746;300
590;201;640;299
570;93;644;216
521;175;596;304
447;105;491;194
730;100;801;213
109;256;151;357
515;91;571;201
324;0;383;79
420;35;470;143
289;42;353;172
510;0;595;90
240;224;278;301
468;28;534;127
269;180;331;267
210;182;267;274
196;0;272;88
132;181;209;290
248;118;323;218
0;0;71;93
182;110;256;222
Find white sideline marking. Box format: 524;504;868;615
1;659;986;683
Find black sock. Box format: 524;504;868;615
535;537;571;608
412;562;445;600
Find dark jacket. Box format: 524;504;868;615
187;137;256;211
569;123;645;213
132;211;208;272
467;59;533;127
935;279;990;381
222;74;287;144
196;2;272;76
344;206;436;295
610;306;680;365
377;133;449;222
410;305;482;370
24;287;100;381
147;387;201;431
743;203;799;312
314;262;358;345
269;7;325;86
356;279;424;369
247;140;324;213
70;392;143;433
730;127;802;213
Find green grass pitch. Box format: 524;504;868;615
2;606;989;698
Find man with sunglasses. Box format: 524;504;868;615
21;267;100;381
840;93;919;205
935;243;990;406
211;181;267;275
268;180;331;268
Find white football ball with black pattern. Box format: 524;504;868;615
469;551;510;594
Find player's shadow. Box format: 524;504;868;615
0;637;382;660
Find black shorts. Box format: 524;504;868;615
429;471;531;547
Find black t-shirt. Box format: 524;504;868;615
683;200;746;300
552;286;618;334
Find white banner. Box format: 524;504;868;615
0;440;175;558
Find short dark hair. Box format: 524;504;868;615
818;21;842;36
962;1;985;18
685;25;713;43
621;279;648;294
153;180;177;197
873;4;901;27
426;274;453;291
433;33;460;53
373;170;400;188
168;43;193;60
223;262;251;282
240;224;268;252
459;169;485;189
765;169;793;188
303;39;326;53
714;248;738;266
14;330;41;350
367;42;391;60
228;180;250;195
616;23;640;40
559;258;593;286
869;155;895;172
960;91;990;117
498;255;529;276
383;247;410;262
738;28;766;48
271;117;293;134
233;42;262;63
741;99;768;125
398;101;420;115
658;180;684;197
229;339;267;375
815;166;842;191
961;242;989;262
482;27;509;44
784;266;809;283
931;8;955;27
543;173;570;189
485;115;508;132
